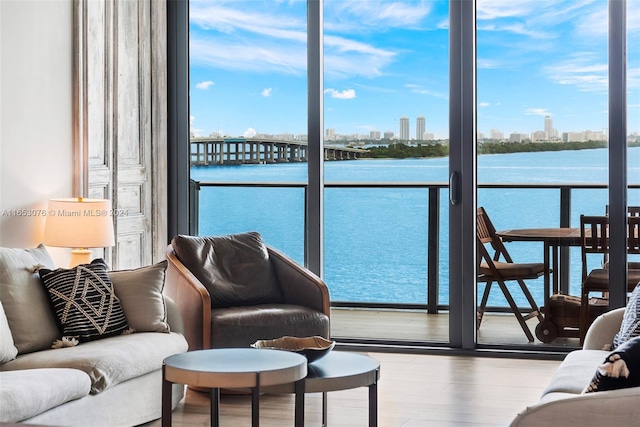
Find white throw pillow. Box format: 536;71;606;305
0;300;18;363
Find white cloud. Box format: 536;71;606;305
525;108;550;116
477;58;502;69
243;128;257;138
327;1;433;30
479;102;491;107
196;80;214;90
190;115;202;137
405;84;447;100
190;37;306;75
324;88;357;99
262;88;273;97
324;35;397;78
190;4;306;43
190;3;398;79
543;53;607;93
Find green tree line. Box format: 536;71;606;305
358;140;639;159
360;143;448;159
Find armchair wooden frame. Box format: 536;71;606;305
476;207;545;342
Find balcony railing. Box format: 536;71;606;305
190;180;640;314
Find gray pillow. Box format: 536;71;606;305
0;245;60;354
108;261;170;333
171;232;283;308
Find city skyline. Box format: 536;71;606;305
189;0;639;141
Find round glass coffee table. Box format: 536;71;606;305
162;348;307;427
264;351;381;427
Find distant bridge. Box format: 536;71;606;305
190;137;367;166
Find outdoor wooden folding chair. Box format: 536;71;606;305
476;207;546;342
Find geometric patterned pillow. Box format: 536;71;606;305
613;282;640;348
38;259;130;344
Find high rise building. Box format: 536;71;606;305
544;115;553;139
416;115;425;140
399;116;410;141
370;130;381;140
490;129;504;140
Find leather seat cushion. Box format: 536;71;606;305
210;304;330;348
479;261;545;278
171;232;283;308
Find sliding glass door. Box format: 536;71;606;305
175;0;636;352
322;0;450;343
470;0;637;349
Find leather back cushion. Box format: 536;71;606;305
172;232;283;308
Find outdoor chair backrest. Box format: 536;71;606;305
581;214;640;279
477;207;514;266
580;215;609;280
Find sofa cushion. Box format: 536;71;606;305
39;259;130;343
172;232;283;308
542;350;608;395
109;261;170;333
0;300;18;363
0;245;60;354
0;368;91;423
584;336;640;393
211;303;330;348
0;332;188;394
613;282;640;348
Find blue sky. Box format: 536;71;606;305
189;0;639;140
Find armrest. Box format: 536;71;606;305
510;387;640;427
164;244;211;351
582;307;625;350
268;246;331;319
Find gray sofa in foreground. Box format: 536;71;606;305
510;307;640;426
0;246;189;426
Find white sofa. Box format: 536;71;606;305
510;307;640;426
0;246;189;426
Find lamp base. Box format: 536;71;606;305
70;249;93;268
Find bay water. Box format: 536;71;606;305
190;147;640;308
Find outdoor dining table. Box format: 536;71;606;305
496;228;582;305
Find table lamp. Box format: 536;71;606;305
43;198;116;267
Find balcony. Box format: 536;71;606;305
190;180;640;351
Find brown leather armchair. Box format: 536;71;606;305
164;232;331;351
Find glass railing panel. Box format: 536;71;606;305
195;185;306;264
324;187;429;306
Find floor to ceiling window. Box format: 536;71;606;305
187;0;309;261
321;1;450;343
171;0;636;353
474;0;639;348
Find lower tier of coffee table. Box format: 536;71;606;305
263;351;381;427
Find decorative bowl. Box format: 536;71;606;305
251;336;335;363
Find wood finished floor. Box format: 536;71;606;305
149;351;560;427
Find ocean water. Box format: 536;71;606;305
190;147;640;307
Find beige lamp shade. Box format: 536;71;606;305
43;198;116;249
